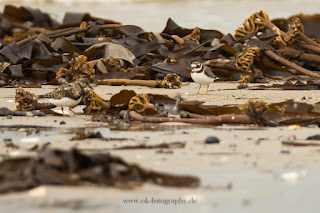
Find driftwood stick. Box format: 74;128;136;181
17;24;123;46
278;46;320;63
264;21;290;41
264;49;320;77
296;42;320;55
299;34;320;49
282;139;320;146
98;79;158;87
120;110;253;125
11;22;50;33
184;39;212;55
264;20;320;48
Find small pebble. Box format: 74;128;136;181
229;144;237;148
255;139;261;145
60;121;66;125
281;150;291;154
242;199;251;206
7;115;12;119
301;96;306;100
205;136;220;144
155;149;174;154
54;120;57;122
3;138;12;142
255;137;268;145
237;83;249;89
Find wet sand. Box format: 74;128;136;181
1;83;320;213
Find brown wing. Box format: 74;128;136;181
43;81;84;100
204;66;218;79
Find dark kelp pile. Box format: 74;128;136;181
83;91;320;127
0;147;200;193
2;5;320;87
1;5;318;125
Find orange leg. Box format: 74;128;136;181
61;107;65;117
205;85;209;95
69;107;82;115
196;85;201;95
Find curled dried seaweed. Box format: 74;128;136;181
71;129;103;140
183;27;201;43
15;87;38;111
3;28;38;43
0;62;10;73
159;73;182;88
234;10;270;41
15;87;55;111
236;44;260;72
97;57;133;73
128;93;154;115
286;17;304;44
57;55;95;82
242;99;275;126
77;21;88;37
83;88;110;114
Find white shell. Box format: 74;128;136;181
51;108;72;116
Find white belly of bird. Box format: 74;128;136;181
191;72;214;85
48;97;82;107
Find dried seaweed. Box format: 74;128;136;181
2;6;320;87
0;148;200;193
112;142;185;150
56;55;95;82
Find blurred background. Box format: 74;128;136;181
1;0;320;34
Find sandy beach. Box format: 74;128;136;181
1;82;320;213
1;0;320;212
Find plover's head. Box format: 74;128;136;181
78;78;93;89
191;61;203;73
